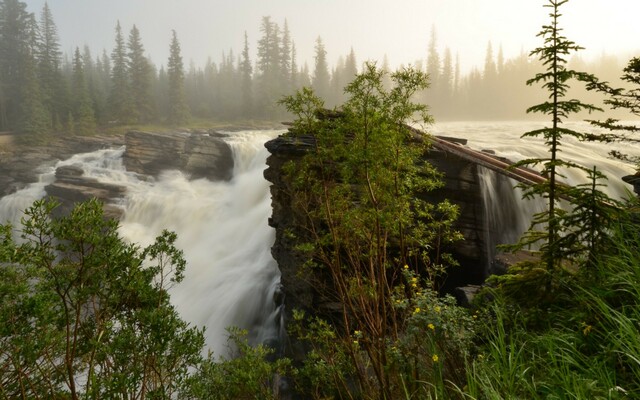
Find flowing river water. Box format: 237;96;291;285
0;122;637;355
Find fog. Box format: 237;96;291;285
21;0;640;73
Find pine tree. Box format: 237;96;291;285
586;57;640;167
509;0;605;282
426;25;441;91
108;21;132;124
256;16;281;116
280;19;292;94
0;0;42;132
71;47;96;135
127;25;154;123
312;36;330;100
240;31;253;117
36;1;64;131
167;30;189;125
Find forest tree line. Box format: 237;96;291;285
0;0;632;137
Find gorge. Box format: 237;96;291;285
0;122;636;357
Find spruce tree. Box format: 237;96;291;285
127;25;154;123
312;36;330;100
586;57;640;167
71;47;96;135
108;21;132;124
36;1;64;131
0;0;40;131
167;29;189;125
509;0;607;283
239;31;253;117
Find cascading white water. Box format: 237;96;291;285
0;148;128;229
118;130;283;356
2;122;636;352
0;130;283;358
432;121;639;267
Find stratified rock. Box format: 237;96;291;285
0;134;124;196
123;130;234;181
46;164;127;219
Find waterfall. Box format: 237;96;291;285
0;130;283;358
450;121;638;271
477;166;545;269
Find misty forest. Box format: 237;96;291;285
1;0;640;399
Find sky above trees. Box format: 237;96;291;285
21;0;640;73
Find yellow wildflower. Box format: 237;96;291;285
428;323;435;330
434;306;441;313
432;354;439;362
403;264;409;270
414;307;421;314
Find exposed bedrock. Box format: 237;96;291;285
263;133;492;332
123;130;234;181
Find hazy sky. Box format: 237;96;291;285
22;0;640;73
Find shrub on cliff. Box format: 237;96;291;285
279;62;471;398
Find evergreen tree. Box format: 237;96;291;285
280;19;292;94
127;24;154;123
239;31;253;117
167;29;189;125
426;25;441;90
71;47;96;135
312;36;330;100
108;21;132;124
36;1;64;131
256;16;281;116
508;0;605;282
0;0;41;131
290;41;298;89
586;57;640;166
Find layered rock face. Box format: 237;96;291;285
123;130;233;181
2;130;234;218
46;165;127;219
0;134;124;196
263;133;489;325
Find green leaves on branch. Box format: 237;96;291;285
506;0;619;283
0;198;204;399
279;62;463;398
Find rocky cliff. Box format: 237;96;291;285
263;133;490;325
1;130;235;218
123;130;233;181
0;134;124;197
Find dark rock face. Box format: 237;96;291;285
0;135;124;197
263;133;491;328
45;165;127;219
123;130;234;181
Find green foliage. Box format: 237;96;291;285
0;198;204;399
504;0;619;288
280;63;465;398
467;216;640;399
182;328;290;400
586;57;640;169
167;30;190;126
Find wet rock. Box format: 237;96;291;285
123;130;234;181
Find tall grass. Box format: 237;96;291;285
463;219;640;399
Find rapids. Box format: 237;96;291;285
1;122;637;356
